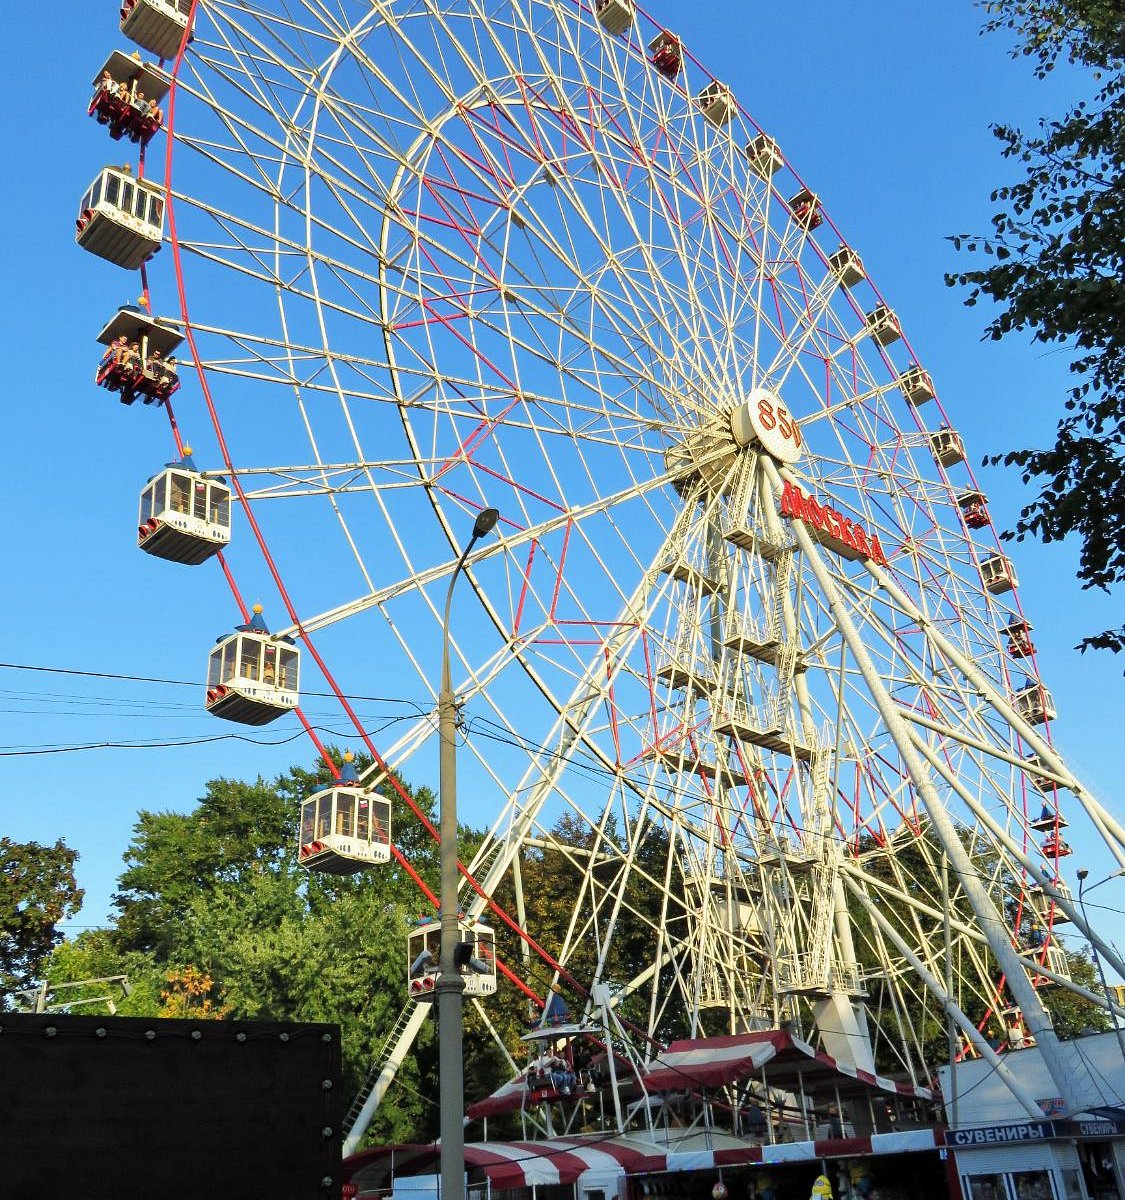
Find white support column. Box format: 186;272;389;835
910;730;1125;985
761;458;1082;1112
842;877;1047;1119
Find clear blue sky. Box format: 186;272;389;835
1;1;1121;959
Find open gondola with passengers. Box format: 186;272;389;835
90;51;168;145
76;167;164;270
407;919;497;1001
97;304;182;405
138;450;231;564
205;606;299;725
298;752;392;875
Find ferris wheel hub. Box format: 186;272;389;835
731;388;804;464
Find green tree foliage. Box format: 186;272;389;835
1041;948;1112;1037
0;837;83;1006
101;753;446;1143
948;0;1125;653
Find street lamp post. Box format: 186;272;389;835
437;507;499;1200
1076;867;1125;1069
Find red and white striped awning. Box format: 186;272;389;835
346;1129;945;1193
641;1031;934;1101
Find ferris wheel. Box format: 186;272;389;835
79;0;1125;1147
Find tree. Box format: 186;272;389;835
948;0;1125;653
0;837;83;1006
107;753;449;1144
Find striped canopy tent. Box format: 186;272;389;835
641;1031;935;1101
344;1130;947;1193
345;1135;667;1190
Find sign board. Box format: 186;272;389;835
731;388;804;464
778;480;889;566
948;1123;1051;1147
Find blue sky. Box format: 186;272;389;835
1;0;1122;962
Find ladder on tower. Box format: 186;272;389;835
342;1002;423;1142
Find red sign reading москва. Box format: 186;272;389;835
779;480;889;567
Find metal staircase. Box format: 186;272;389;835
342;1002;421;1140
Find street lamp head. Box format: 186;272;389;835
472;508;500;539
1078;868;1090;881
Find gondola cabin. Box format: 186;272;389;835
648;30;682;79
1029;803;1068;833
957;489;991;529
594;0;635;36
138;452;231;564
97;305;183;405
981;552;1017;594
298;755;391;875
697;81;736;128
1013;681;1055;727
1005;617;1035;658
76;168;164;270
827;245;864;287
90;51;169;145
788;189;823;230
865;305;902;346
898;366;935;406
745;133;783;179
929;427;966;468
407;920;497;1001
205;607;299;725
120;0;192;61
1025;753;1066;794
1029;882;1072;924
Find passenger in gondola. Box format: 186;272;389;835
100;335;128;374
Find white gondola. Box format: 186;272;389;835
298;753;392;875
76;167;164;270
981;552;1017;594
745;133;783;179
1014;681;1056;727
120;0;192;61
827;246;864;287
90;51;169;145
898;366;935;406
97;305;183;405
205;606;299;725
594;0;635;36
407;919;497;1002
697;81;736;128
138;451;231;564
929;426;966;468
865;305;902;346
